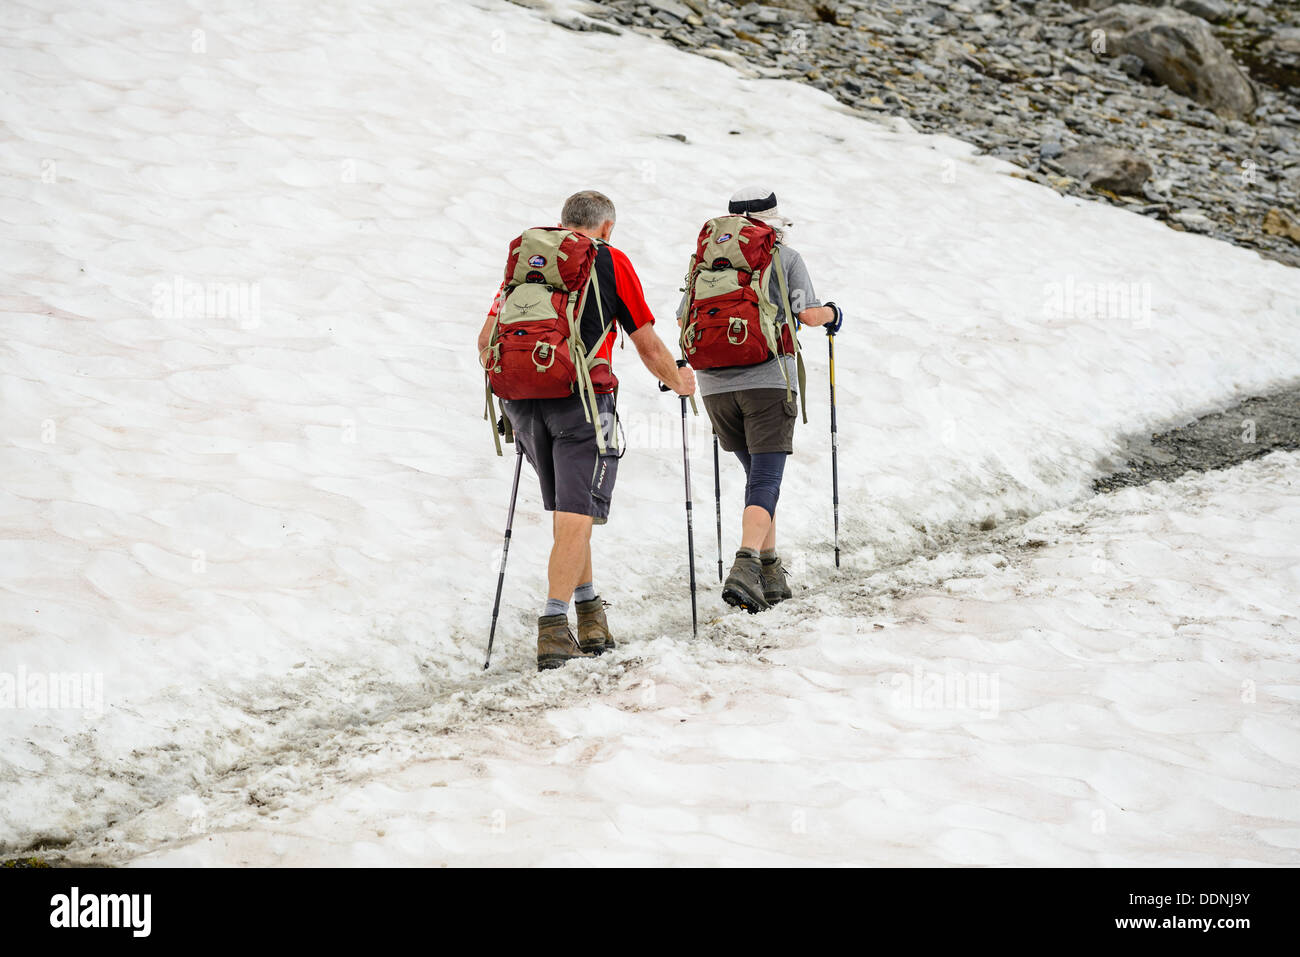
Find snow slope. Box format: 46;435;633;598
131;451;1300;866
1;0;1298;852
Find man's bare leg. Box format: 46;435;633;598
537;510;597;670
550;510;593;602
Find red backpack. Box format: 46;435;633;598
677;215;805;416
481;227;612;454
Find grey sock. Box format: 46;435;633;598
543;598;569;619
760;549;778;564
737;547;759;560
574;581;597;603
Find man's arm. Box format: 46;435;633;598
476;312;494;356
630;323;695;396
606;246;694;395
477;281;507;358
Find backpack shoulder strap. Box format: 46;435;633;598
568;241;611;454
772;244;796;337
770;246;808;424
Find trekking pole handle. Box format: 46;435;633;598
659;358;689;393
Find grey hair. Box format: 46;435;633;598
749;208;788;244
561;190;616;230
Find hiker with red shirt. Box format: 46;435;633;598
478;190;694;671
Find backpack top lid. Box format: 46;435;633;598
694;215;775;273
505;227;598;293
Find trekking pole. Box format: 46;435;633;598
484;444;524;670
828;332;841;568
662;360;698;637
713;433;723;583
681;394;698;637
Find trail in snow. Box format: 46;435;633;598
120;451;1300;867
2;0;1300;855
1095;383;1300;492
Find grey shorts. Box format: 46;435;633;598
702;388;797;454
504;393;619;524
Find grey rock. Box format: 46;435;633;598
1114;53;1145;78
979;52;1021;81
1066;0;1230;19
646;0;692;19
1058;143;1155;194
856;13;894;32
1173;0;1231;22
1018;21;1044;43
741;1;816;23
591;0;1298;268
1091;5;1258;120
1172;208;1212;231
1255;27;1300;90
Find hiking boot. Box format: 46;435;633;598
722;550;770;614
761;555;792;605
537;614;595;672
575;597;615;655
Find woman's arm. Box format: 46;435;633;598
797;305;835;327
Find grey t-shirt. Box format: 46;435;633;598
678;244;820;397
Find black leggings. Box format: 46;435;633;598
733;450;788;518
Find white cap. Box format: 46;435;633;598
728;186;792;226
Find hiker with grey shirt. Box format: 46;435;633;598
677;187;843;612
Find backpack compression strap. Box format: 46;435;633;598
483;374;507;456
481;296;514;456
